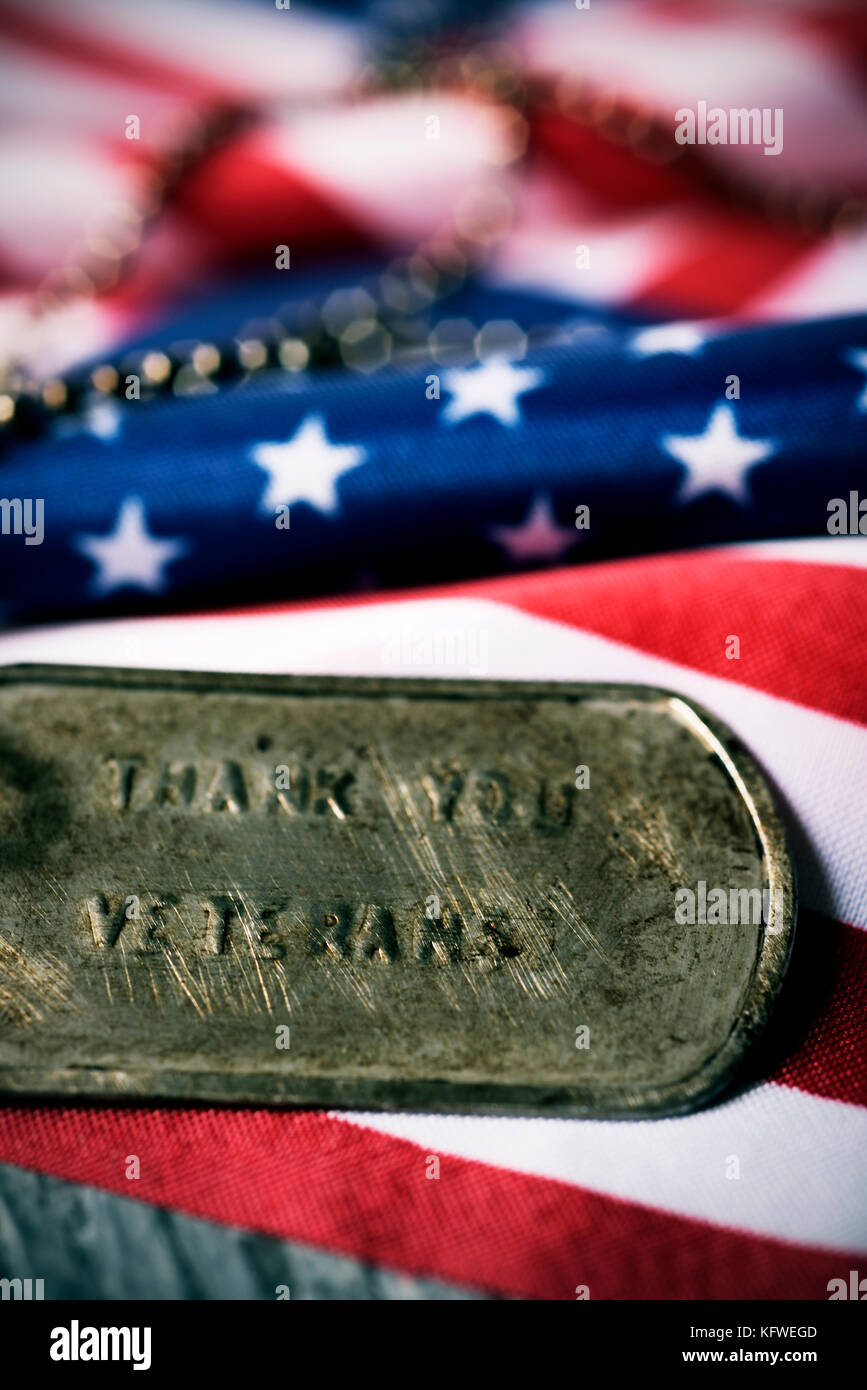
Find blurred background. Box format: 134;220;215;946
0;0;866;1302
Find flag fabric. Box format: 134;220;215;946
0;0;866;1300
1;542;866;1300
3;305;867;625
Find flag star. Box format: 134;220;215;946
55;398;122;442
73;496;189;595
630;322;706;357
441;358;544;426
84;399;123;440
250;413;366;517
662;404;776;507
489;495;577;563
843;349;867;410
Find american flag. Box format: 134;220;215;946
0;0;865;1301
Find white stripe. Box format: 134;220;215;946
489;163;695;308
0;136;142;278
264;95;515;245
342;1084;867;1254
0;291;126;380
492;210;689;306
56;0;362;100
733;536;867;568
1;589;864;930
0;38;195;147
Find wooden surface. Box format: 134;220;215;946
0;1161;486;1300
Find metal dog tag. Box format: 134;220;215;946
0;665;794;1117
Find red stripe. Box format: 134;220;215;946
0;1105;857;1299
769;911;867;1108
479;553;867;727
530;109;701;211
173;137;374;259
629;214;816;318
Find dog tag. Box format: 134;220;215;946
0;665;794;1117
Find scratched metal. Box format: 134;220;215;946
0;665;794;1117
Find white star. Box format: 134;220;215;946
250;413;366;516
843;349;867;410
54;399;122;442
630;322;706;357
442;358;544;426
73;496;188;595
85;399;122;440
489;495;577;563
662;404;775;507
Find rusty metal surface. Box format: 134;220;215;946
0;665;794;1117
